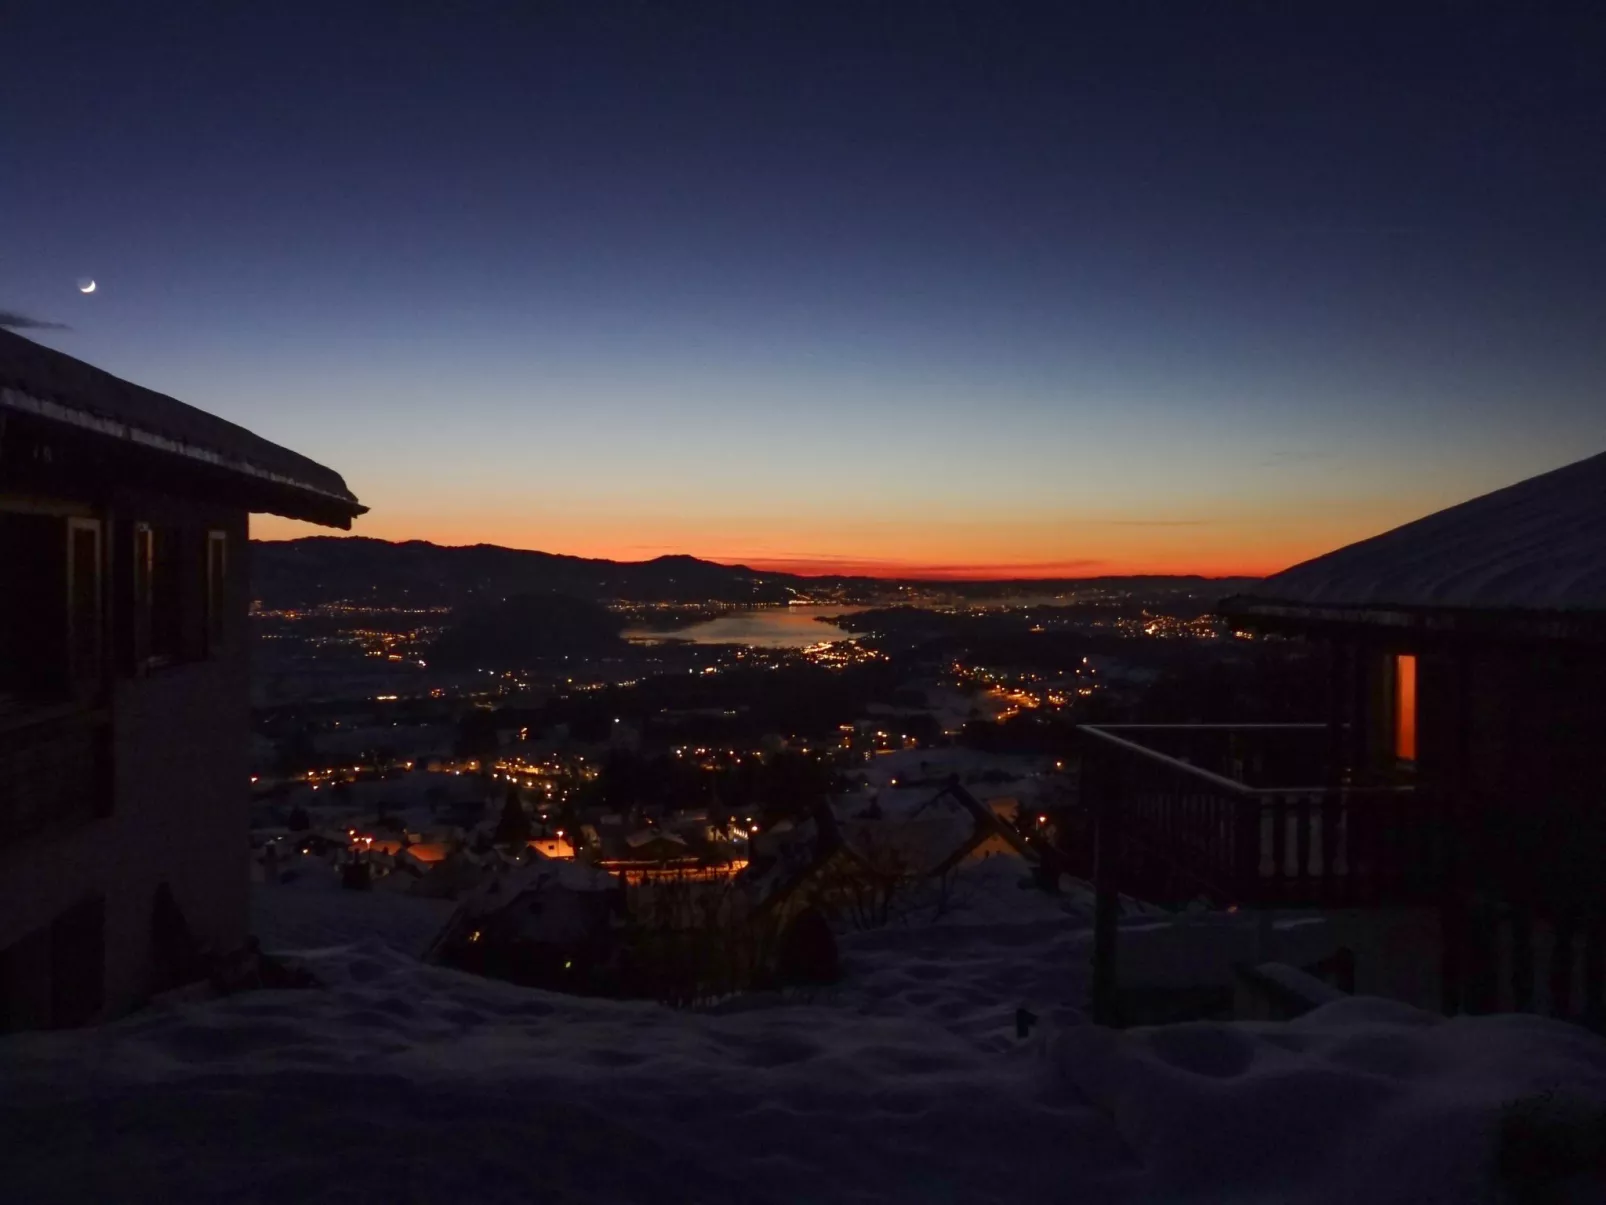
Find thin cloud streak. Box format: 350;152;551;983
0;311;69;331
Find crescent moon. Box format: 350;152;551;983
79;280;97;294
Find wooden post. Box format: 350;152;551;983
1550;910;1577;1021
1441;650;1474;999
1440;890;1465;1016
1584;915;1604;1032
1295;797;1312;895
1438;646;1470;1012
1326;640;1349;785
1090;745;1121;1028
1510;904;1535;1013
1350;640;1372;781
1466;894;1499;1014
1233;793;1260;905
1269;793;1287;893
1320;791;1340;907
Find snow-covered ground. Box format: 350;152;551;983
252;862;457;956
856;745;1050;792
6;856;1606;1203
256;766;490;826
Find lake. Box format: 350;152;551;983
623;605;867;648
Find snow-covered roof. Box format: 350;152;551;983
625;829;687;850
458;856;618;919
0;330;364;527
1238;451;1606;613
400;842;453;866
740;809;845;912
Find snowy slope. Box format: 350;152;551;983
1061;996;1606;1204
251;869;456;957
6;857;1606;1203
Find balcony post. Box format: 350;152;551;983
1510;904;1535;1012
1547;909;1578;1021
1325;640;1349;785
1584;916;1605;1032
1232;792;1259;904
1439;884;1466;1016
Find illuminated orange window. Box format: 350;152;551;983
1394;654;1417;762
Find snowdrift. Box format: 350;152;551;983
1059;995;1606;1204
6;857;1606;1203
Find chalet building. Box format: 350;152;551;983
836;779;1033;881
0;331;362;1029
1081;450;1606;1026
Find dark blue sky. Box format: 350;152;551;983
6;2;1604;573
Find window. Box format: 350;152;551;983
148;526;186;665
0;511;101;707
130;522;154;669
205;530;228;654
66;520;103;696
134;525;227;667
1394;653;1417;763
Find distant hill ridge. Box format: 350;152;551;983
250;536;788;608
250;536;1256;608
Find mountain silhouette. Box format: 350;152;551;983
251;537;796;608
251;536;1258;608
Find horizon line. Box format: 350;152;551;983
250;533;1273;581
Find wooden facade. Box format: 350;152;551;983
0;332;362;1029
1082;628;1606;1028
1231;608;1606;1026
1083;448;1606;1028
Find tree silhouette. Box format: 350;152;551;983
493;783;532;848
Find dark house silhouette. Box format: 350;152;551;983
1082;451;1606;1025
0;331;362;1029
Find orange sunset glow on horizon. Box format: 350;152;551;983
251;500;1422;581
240;422;1574;583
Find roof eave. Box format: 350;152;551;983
260;494;368;530
1;383;364;528
1221;594;1606;645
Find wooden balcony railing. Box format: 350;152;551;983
1080;724;1442;910
1079;723;1606;1032
0;706;111;843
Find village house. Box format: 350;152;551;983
0;331;363;1029
425;857;623;990
1081;450;1606;1026
741;781;1037;935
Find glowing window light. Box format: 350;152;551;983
1394;654;1417;763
